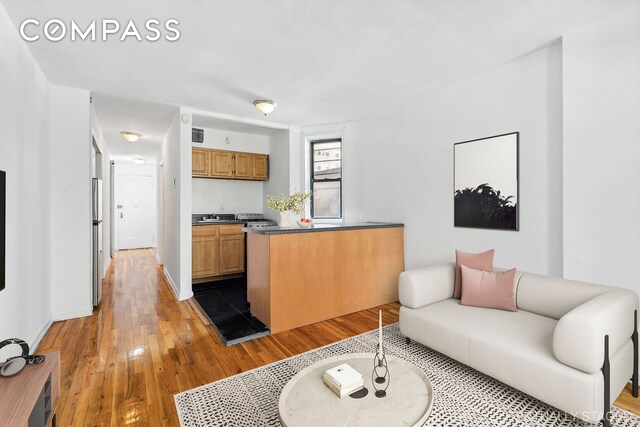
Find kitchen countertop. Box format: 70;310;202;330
242;222;404;235
192;220;246;226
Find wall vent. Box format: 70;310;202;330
192;128;204;143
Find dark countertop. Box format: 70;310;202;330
193;220;246;226
243;222;404;235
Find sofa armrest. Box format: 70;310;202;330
399;263;455;309
553;290;639;374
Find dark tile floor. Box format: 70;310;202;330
193;277;270;346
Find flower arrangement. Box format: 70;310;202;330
266;191;312;215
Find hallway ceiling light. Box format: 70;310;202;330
120;131;142;143
253;99;277;116
133;158;145;165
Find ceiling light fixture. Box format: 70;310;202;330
120;131;142;143
253;99;277;116
133;158;145;165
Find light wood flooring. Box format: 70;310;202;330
36;249;640;426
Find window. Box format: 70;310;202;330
310;138;342;219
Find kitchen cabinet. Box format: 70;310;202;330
192;148;269;181
192;148;210;177
234;153;252;179
192;225;219;279
219;234;245;274
252;154;268;180
192;224;245;280
210;150;234;178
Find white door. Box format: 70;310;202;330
118;174;157;249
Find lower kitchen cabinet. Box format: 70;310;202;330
192;224;245;280
192;236;219;278
219;234;245;274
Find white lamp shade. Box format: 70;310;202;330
121;131;142;143
253;100;276;116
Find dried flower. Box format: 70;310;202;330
266;191;312;215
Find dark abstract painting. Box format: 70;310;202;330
454;132;519;231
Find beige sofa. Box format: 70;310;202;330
399;263;639;425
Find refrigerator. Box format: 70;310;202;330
92;178;103;307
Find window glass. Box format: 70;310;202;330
311;139;342;219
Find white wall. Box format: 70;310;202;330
161;110;192;300
192;127;270;214
49;85;93;320
113;163;158;250
0;3;52;357
263;130;292;221
195;127;270;154
343;41;564;275
192;179;264;214
563;14;640;291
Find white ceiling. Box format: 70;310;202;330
2;1;637;127
92;93;177;163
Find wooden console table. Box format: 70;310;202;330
0;351;60;427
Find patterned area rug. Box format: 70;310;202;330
174;323;640;426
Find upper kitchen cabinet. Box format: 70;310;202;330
234;153;252;179
192;148;210;177
192;148;269;181
252;154;268;180
210;150;234;178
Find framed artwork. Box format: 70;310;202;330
454;132;519;231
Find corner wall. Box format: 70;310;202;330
0;4;52;357
562;13;640;291
49;84;93;320
160;109;192;300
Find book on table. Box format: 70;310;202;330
323;363;364;398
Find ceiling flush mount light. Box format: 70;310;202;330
120;131;142;143
253;99;277;116
133;158;145;165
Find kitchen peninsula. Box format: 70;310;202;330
244;223;404;333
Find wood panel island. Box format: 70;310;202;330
244;223;404;334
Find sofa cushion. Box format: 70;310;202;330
454;249;494;299
515;273;608;319
460;265;517;312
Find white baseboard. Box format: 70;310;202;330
164;268;180;300
155;250;161;265
29;319;53;353
52;307;93;322
163;268;193;301
103;256;112;278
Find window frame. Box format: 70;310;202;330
309;138;342;220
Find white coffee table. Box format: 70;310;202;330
278;353;433;427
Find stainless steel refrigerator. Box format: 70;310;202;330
92;178;103;307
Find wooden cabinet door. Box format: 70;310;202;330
252;154;268;180
210;150;234;177
192;237;218;278
192;148;210;177
219;234;245;274
234;153;251;179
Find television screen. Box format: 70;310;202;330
0;170;5;292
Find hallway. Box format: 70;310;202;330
36;249;401;426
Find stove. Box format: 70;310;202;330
236;213;277;228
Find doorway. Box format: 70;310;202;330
114;164;158;250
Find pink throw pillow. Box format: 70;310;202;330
454;249;494;299
460;265;517;312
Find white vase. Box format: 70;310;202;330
279;210;291;228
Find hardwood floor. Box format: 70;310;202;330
36;249;401;426
37;249;640;426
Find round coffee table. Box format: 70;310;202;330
278;353;433;427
